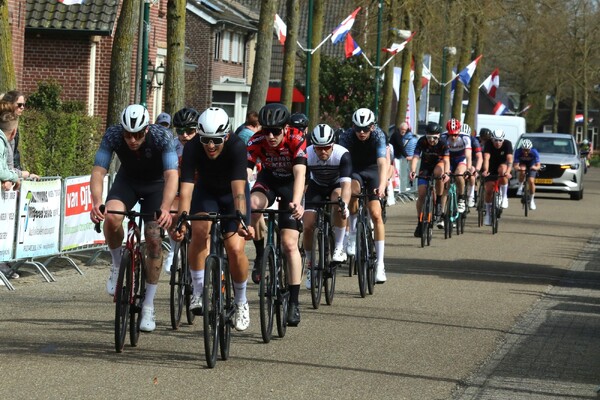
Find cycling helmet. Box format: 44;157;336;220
121;104;150;133
258;103;290;128
459;123;472;136
583;139;589;145
197;107;230;136
446;118;461;135
479;127;492;140
521;139;533;150
290;112;309;130
310;124;335;146
492;129;505;140
173;107;200;128
425;122;442;134
352;108;375;128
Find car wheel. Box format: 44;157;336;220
570;188;583;200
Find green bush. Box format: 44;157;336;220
19;80;103;177
590;155;600;168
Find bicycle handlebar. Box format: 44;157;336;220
93;204;161;233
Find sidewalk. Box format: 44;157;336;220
453;230;600;400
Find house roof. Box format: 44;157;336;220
186;0;259;31
25;0;119;35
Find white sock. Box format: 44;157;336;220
143;283;157;308
191;269;204;296
375;240;385;266
518;182;524;190
109;247;122;272
468;185;475;198
233;280;247;305
349;214;357;233
501;184;508;198
165;238;176;261
333;226;346;249
530;194;535;200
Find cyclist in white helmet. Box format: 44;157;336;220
481;129;513;224
514;139;541;210
90;104;179;332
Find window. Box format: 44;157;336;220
214;32;221;61
545;95;554;110
222;31;231;61
231;33;240;63
543;125;553;133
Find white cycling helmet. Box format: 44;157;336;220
521;139;533;150
492;129;505;140
311;124;335;146
459;123;472;136
583;139;589;145
352;108;375;128
197;107;230;136
121;104;150;133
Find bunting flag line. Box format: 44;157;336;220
480;68;499;98
382;32;415;55
493;102;507;116
457;55;483;86
517;104;531;115
421;63;432;88
274;14;287;45
331;7;361;44
344;33;362;58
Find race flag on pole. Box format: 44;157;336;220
331;7;361;44
493;102;507;116
274;14;287;45
480;68;499;98
344;33;363;58
457;55;483;86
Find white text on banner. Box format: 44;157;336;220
0;190;18;261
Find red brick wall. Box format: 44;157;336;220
7;0;25;89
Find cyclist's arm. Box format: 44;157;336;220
157;169;178;229
465;147;472;171
409;154;420;178
291;163;306;219
482;152;490;175
90;165;107;222
475;151;483;171
377;156;387;197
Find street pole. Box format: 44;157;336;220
373;0;383;118
305;0;314;116
439;47;447;124
140;0;151;107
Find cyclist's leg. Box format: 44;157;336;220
414;175;428;237
454;162;467;212
497;164;510;208
302;181;326;281
528;168;537;209
346;174;362;257
249;176;273;283
483;178;495;225
330;186;348;261
361;167;386;283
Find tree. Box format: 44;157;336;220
164;0;186;116
0;0;15;92
248;0;278;113
308;0;324;128
280;0;300;109
379;0;398;132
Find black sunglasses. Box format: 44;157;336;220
123;130;145;140
354;125;372;133
176;126;196;136
263;127;284;136
199;135;226;145
17;103;25;108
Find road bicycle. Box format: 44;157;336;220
417;174;443;248
175;210;247;368
444;172;470;238
486;174;504;234
519;168;531;217
169;219;195;330
352;187;376;298
251;207;294;343
476;174;486;228
95;205;155;353
305;198;345;309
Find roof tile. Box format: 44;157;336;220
26;0;118;35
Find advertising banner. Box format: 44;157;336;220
0;190;18;261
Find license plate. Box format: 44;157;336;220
534;178;553;184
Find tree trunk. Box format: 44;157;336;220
464;13;483;132
280;0;299;109
451;15;473;119
0;0;16;92
164;0;186;116
308;0;324;128
248;0;278;113
379;0;398;133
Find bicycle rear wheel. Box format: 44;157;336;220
310;227;324;309
492;192;500;234
203;255;220;368
114;249;131;353
130;252;145;348
324;230;336;305
444;200;452;239
355;222;367;298
170;242;184;330
477;184;485;227
259;245;275;343
275;253;288;338
523;180;530;217
219;260;232;361
366;227;376;295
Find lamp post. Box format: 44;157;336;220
146;61;166;91
439;46;456;125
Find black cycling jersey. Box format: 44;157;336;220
414;136;449;167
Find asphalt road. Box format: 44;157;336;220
1;168;599;400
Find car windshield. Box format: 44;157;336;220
520;137;576;155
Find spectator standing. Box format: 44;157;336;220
1;90;26;170
234;111;261;145
155;112;171;128
389;122;418;193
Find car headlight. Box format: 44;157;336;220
561;163;579;170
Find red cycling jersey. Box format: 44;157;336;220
247;127;307;179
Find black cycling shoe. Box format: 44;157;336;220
287;303;301;327
251;257;262;284
414;224;422;238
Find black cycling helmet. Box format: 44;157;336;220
258;103;290;128
478;127;492;140
172;107;200;128
290;112;309;130
425;122;442;134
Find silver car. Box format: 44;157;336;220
510;133;584;200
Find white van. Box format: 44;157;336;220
428;112;526;147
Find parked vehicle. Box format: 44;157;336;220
509;133;584;200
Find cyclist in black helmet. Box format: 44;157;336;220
290;112;309;140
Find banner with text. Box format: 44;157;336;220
0;190;18;261
15;179;62;259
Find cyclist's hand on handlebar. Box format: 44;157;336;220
90;203;105;223
409;171;416;181
156;207;173;230
482;170;490;177
441;173;450;184
375;184;386;199
170;223;186;242
238;224;255;240
289;202;304;220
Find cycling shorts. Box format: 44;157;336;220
190;182;251;233
106;173;164;222
518;163;538;179
351;165;380;201
304;180;340;211
251;172;302;231
450;156;467;172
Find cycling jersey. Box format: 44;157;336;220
306;144;352;187
514;148;540;167
470;136;482;165
246;127;307;179
441;133;472;158
94;124;178;181
414;136;449;167
338;126;387;171
484;140;513;171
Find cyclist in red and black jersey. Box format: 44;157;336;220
247;103;307;326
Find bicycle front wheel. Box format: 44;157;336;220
355;223;367;298
170;242;184;330
129;251;145;348
523;181;530;217
275;251;288;339
492;192;500;234
203;255;220;368
114;249;131;353
310;227;324;309
324;229;336;305
219;260;232;361
259;245;276;343
366;226;376;295
477;184;485;227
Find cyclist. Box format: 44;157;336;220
580;139;592;172
302;124;352;289
409;122;450;237
247;103;306;326
171;107;254;331
90;104;178;332
467;128;483;207
290;112;309;138
439;118;472;224
481;129;513;225
162;107;200;275
478;128;492;149
339;108;388;283
514;139;541;210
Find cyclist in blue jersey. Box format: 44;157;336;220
514;139;541;210
339;108;388;283
90;104;179;332
302;124;352;289
171;107;254;331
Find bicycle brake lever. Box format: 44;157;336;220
94;205;105;233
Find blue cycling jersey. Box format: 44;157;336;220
338;126;387;171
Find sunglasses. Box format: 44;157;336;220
176;127;196;136
354;125;372;133
426;135;440;141
263;127;284;136
17;103;26;108
123;130;145;140
493;139;504;143
314;145;333;151
199;135;226;145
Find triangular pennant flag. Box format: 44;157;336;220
481;68;499;98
